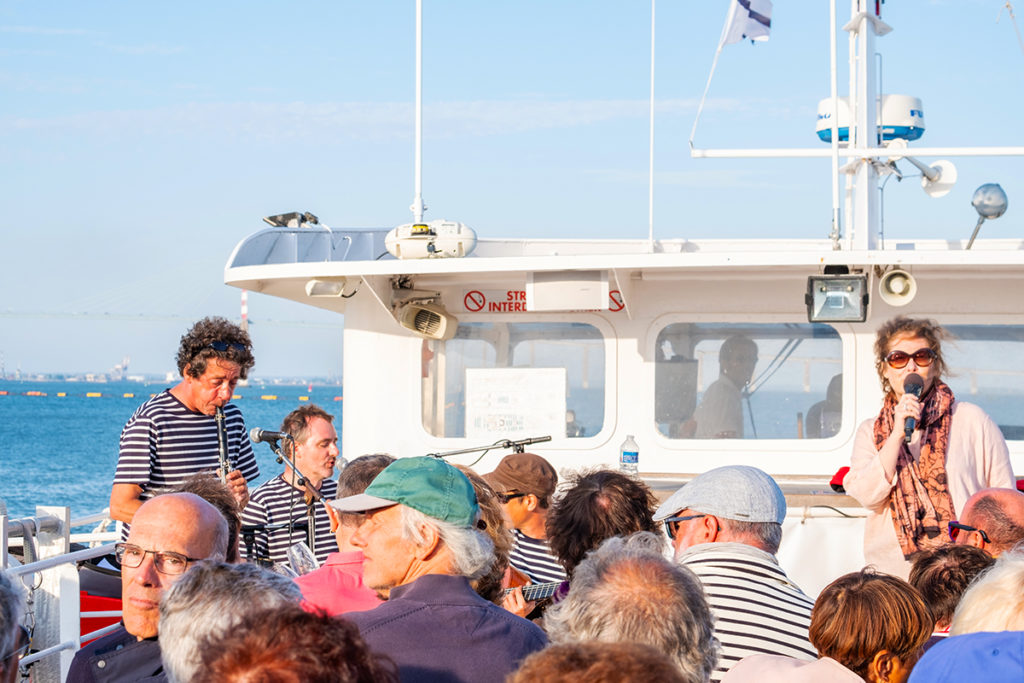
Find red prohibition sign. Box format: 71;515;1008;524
609;290;625;312
464;290;486;312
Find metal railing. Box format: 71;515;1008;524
3;506;122;683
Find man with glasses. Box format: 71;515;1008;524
951;487;1024;556
0;571;28;683
653;465;815;682
68;492;229;682
110;317;260;531
483;453;566;586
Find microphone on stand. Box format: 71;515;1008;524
903;373;925;443
250;428;292;444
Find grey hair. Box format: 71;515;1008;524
0;571;26;675
400;506;495;581
544;531;719;683
159;561;303;683
721;519;782;554
950;549;1024;635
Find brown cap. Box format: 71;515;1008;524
482;453;558;502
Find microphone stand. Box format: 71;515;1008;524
426;435;552;459
262;436;324;558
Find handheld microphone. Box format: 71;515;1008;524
250;428;292;444
903;373;925;443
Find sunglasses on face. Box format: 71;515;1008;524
2;625;29;663
662;514;706;541
496;492;527;504
948;520;990;544
884;348;936;369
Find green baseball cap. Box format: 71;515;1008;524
328;456;480;527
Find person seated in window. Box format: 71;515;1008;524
685;335;758;439
806;374;843;438
565;410;584;438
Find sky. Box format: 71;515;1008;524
1;0;1022;379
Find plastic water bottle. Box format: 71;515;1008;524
619;434;639;476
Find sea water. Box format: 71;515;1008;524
0;380;343;520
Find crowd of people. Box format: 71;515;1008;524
2;314;1023;682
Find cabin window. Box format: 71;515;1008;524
655;322;842;440
421;322;605;439
944;325;1024;441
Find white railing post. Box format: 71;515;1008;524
35;505;79;683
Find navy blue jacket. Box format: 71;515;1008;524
66;624;166;683
347;573;547;683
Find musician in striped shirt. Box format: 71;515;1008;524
111;317;259;530
241;404;339;566
483;453;567;586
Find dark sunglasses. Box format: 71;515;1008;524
884;348;936;369
662;514;706;541
948;520;990;544
496;492;527;504
206;341;247;353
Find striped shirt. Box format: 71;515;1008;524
509;529;567;584
114;390;259;535
678;542;816;682
241;475;338;567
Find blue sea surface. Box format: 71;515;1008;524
0;379;343;520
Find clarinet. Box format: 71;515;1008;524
215;405;230;483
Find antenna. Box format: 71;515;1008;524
411;0;426;224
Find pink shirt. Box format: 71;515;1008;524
294;550;383;616
846;401;1014;579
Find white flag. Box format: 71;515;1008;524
720;0;772;46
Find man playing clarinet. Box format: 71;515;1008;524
109;317;260;535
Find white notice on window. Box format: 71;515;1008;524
465;368;566;441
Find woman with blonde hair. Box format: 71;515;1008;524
844;316;1014;578
724;569;933;683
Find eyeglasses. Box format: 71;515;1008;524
115;542;202;575
496;492;527;504
663;514;706;541
206;341;247;353
2;625;29;663
948;520;990;544
884;348;936;369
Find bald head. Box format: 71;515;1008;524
121;493;229;639
959;488;1024;556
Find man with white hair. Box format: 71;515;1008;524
544;532;718;683
334;456;547;683
654;465;815;682
158;561;302;683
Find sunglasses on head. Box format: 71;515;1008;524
884;348;936;369
206;341;247;353
948;520;990;544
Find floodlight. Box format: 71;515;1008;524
806;275;868;323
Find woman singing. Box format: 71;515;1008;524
845;316;1014;579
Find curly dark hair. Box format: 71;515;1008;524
176;316;255;379
545;468;658;577
195;606;398;683
909;544;994;628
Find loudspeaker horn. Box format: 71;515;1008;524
878;269;917;307
397;302;458;340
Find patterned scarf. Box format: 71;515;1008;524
872;380;956;558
